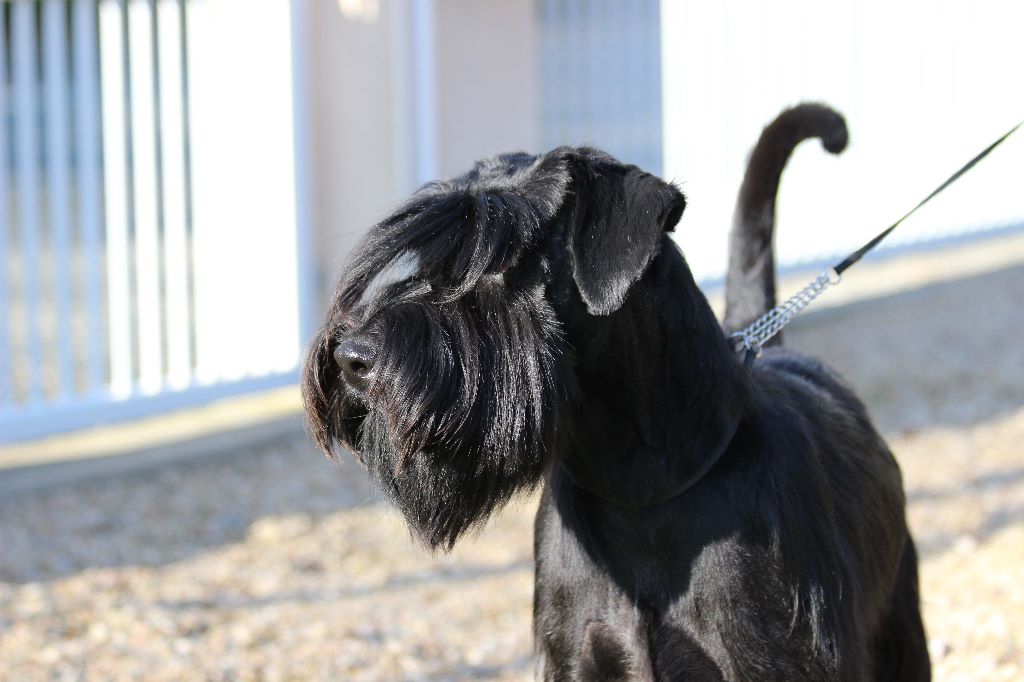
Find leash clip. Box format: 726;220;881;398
731;331;761;369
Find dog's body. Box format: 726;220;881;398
304;104;930;680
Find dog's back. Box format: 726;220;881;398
720;104;931;680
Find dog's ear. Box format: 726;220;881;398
561;148;685;315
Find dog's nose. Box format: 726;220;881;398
334;339;376;391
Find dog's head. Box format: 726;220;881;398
302;148;685;550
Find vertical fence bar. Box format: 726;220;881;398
626;1;641;164
128;0;163;394
73;0;106;395
289;0;315;347
99;0;134;398
604;0;624;158
410;0;438;186
0;12;10;405
537;0;554;149
643;0;662;174
388;0;415;198
584;1;601;147
43;0;76;400
566;0;584;144
157;0;191;388
551;0;568;146
12;1;44;404
184;0;214;384
179;0;196;378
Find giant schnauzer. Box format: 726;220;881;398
303;103;930;680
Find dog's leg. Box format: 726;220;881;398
871;539;931;681
578;620;654;681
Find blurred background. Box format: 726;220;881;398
1;0;1022;680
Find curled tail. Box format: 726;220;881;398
723;103;848;344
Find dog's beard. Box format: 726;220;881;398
307;284;562;551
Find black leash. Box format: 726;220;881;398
834;120;1022;275
733;119;1022;366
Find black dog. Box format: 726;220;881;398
303;104;930;680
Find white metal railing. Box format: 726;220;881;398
0;0;309;443
0;6;7;409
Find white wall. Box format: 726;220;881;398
434;0;540;177
661;0;1024;283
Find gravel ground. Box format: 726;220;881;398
1;262;1022;681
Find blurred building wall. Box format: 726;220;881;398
306;0;404;299
661;1;1024;282
434;0;539;178
303;0;541;305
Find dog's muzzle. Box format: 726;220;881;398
334;338;377;392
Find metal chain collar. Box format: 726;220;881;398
731;268;841;361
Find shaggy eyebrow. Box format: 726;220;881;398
358;251;421;305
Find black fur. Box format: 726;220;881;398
302;106;930;680
724;103;849;341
